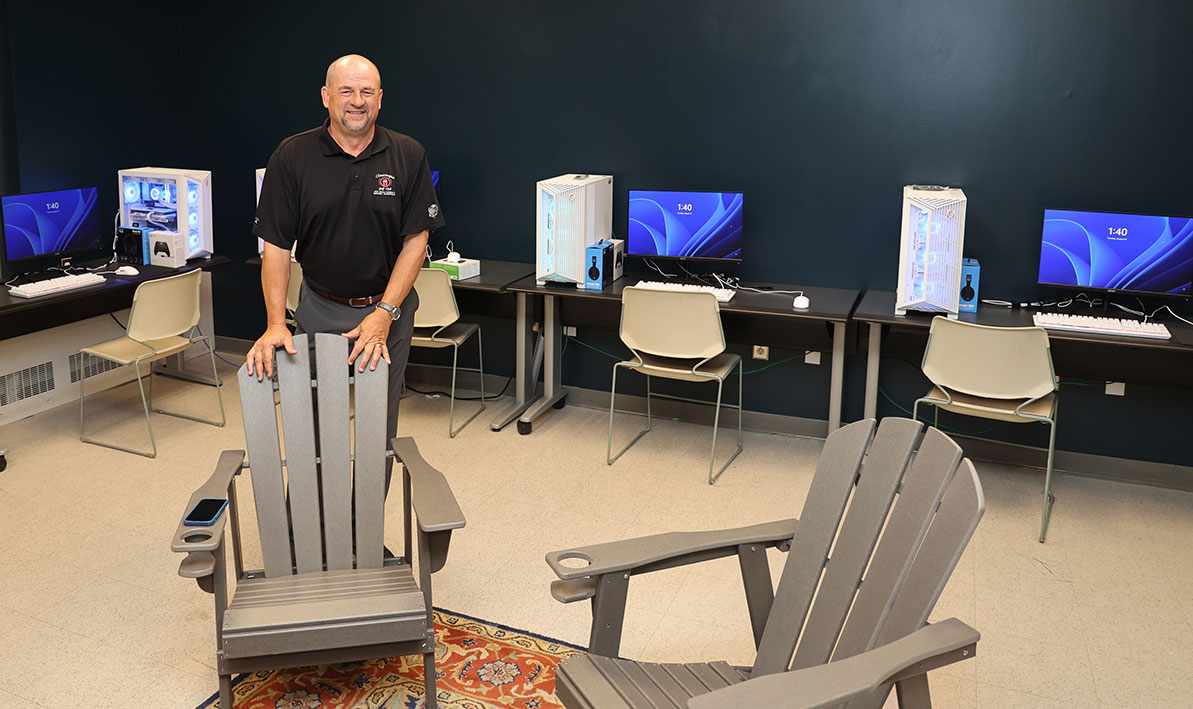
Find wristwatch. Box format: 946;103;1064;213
375;302;401;321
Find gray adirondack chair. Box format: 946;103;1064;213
171;333;465;708
545;417;983;708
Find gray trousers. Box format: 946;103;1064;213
294;283;418;488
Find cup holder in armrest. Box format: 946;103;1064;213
556;551;593;569
182;530;213;543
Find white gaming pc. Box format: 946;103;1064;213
895;185;967;318
118;167;213;260
536;173;613;286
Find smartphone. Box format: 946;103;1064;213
184;497;229;526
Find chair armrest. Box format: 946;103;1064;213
686;618;980;709
392;436;466;533
545;519;797;581
170;450;244;555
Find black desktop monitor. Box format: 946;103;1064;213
2;186;103;263
1037;208;1193;296
627;189;743;263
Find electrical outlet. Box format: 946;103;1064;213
564;326;577;337
1105;381;1125;396
805;351;821;365
752;345;769;360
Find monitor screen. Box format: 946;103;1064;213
1038;209;1193;296
628;189;742;262
2;187;103;262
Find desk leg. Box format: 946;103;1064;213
518;294;566;433
153;352;221;386
864;323;882;420
829;322;845;432
491;292;541;431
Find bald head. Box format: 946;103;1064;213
325;54;381;89
321;54;383;139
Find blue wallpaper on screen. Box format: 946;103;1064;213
2;187;102;261
628;190;743;261
1038;210;1193;295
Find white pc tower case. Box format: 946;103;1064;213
254;167;297;260
119;167;213;260
895;185;967;318
536;173;612;286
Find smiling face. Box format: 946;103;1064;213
321;55;383;136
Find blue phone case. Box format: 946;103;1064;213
183;497;229;526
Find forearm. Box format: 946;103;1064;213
380;230;430;309
261;243;292;328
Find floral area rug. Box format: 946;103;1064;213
197;609;584;708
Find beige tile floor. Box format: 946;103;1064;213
0;358;1191;707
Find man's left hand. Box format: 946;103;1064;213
343;309;392;372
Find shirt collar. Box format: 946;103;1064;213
317;117;389;158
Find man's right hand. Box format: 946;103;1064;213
246;324;298;381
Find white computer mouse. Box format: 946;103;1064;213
793;294;810;310
446;251;462;263
115;265;140;276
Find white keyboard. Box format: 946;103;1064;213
633;280;735;303
8;272;107;299
1032;312;1171;340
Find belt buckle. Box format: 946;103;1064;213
348;295;373;308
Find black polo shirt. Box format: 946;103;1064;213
253;118;445;298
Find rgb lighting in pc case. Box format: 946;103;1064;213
118;167;213;260
895;185;967;318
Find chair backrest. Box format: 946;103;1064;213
413;268;459;328
237;333;390;577
126;269;202;342
286;260;303;314
751;417;984;705
619;286;725;360
921;316;1055;400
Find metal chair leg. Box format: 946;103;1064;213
446;330;486;438
608;365;651;465
152;337;226;428
80;357;158;458
1040;418;1058;543
708;369;743;485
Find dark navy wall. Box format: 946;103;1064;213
6;1;1192;465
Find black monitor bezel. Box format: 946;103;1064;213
1;185;105;264
627;188;744;264
1036;207;1193;299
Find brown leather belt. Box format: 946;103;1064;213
308;286;385;307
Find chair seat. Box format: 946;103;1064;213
923;386;1055;424
622;352;741;383
412;322;479;349
222;565;427;659
80;334;192;365
556;655;748;709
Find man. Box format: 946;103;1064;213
248;54;443;448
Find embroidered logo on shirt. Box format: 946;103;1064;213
373;173;396;197
428;204;440;218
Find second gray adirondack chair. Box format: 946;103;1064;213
172;333;465;709
545;417;984;708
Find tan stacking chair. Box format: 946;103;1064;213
171;333;465;708
78;269;225;457
411;267;486;437
608;286;742;484
547;417;984;708
912;316;1059;542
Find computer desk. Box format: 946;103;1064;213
0;255;229;343
504;274;862;435
854;289;1193;420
